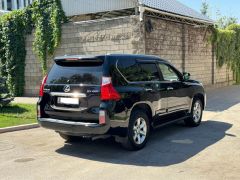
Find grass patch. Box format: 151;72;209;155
0;103;36;128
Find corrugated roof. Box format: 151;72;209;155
139;0;213;23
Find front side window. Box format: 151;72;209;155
158;63;180;82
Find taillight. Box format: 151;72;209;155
39;75;48;97
101;77;120;101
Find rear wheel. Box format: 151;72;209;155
185;98;203;127
121;110;150;150
59;133;79;142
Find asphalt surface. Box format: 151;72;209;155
0;85;240;180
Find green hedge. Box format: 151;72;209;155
0;0;66;96
213;24;240;83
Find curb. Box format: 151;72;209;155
0;123;40;134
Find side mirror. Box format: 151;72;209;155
183;72;191;81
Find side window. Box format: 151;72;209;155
117;59;142;82
117;60;160;82
158;63;180;82
139;63;160;81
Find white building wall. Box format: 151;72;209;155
0;0;32;11
61;0;137;16
0;0;8;10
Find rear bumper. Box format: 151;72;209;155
38;118;110;136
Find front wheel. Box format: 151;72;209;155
185;98;203;127
121;110;150;150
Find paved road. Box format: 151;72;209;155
13;97;38;104
1;86;240;180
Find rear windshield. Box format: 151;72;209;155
47;63;103;85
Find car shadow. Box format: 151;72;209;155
56;120;232;167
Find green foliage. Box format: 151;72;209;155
215;15;238;29
0;0;66;96
213;24;240;83
201;1;210;17
0;77;13;107
0;10;31;96
0;77;8;98
32;0;67;75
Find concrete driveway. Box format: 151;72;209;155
1;85;240;180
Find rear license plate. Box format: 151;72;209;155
57;97;79;105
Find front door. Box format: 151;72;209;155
158;63;190;113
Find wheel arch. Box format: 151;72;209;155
129;102;154;122
193;93;205;110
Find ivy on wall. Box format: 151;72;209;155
0;0;66;96
213;24;240;83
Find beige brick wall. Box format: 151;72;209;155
24;16;144;96
24;15;234;96
145;19;183;70
145;17;234;86
184;25;213;85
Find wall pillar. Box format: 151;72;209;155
212;40;215;85
181;24;186;72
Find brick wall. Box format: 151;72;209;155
145;17;234;86
24;16;144;96
24;15;234;96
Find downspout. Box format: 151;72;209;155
139;5;145;21
138;4;146;54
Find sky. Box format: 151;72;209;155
178;0;240;22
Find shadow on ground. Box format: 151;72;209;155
56;120;232;167
206;85;240;112
0;104;28;114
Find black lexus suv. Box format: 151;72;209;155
38;54;206;150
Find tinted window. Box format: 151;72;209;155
158;63;180;81
117;60;142;82
139;63;160;81
47;63;102;85
117;60;160;82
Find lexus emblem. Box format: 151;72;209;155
63;85;71;93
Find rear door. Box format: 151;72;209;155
138;62;168;114
43;58;104;123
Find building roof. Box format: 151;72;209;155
139;0;213;23
62;0;213;24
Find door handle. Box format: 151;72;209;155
145;88;153;92
167;86;174;91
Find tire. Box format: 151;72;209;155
59;133;79;142
121;110;150;151
185;98;203;127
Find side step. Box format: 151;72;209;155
152;115;190;129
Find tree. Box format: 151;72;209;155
201;1;209;16
200;2;237;29
216;14;238;29
0;77;14;107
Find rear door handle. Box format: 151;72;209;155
145;88;153;92
167;87;174;91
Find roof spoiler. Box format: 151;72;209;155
54;55;103;63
